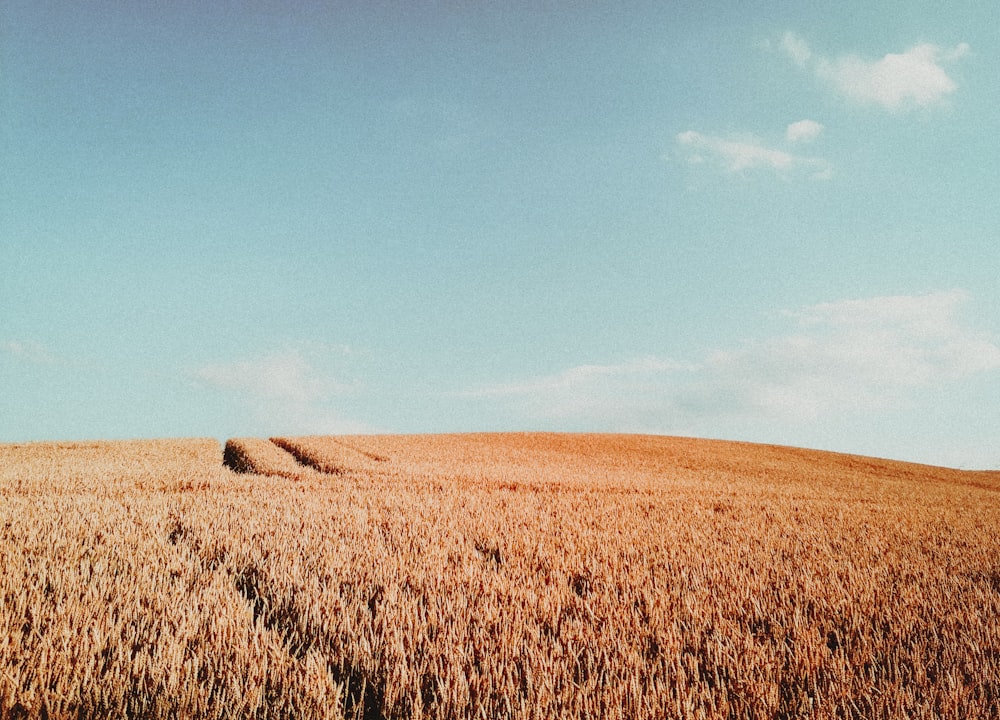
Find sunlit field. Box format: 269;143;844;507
2;433;999;719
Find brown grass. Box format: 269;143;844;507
0;438;221;495
2;433;999;719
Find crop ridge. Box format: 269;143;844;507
223;437;309;480
270;436;390;476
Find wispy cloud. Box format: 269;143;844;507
461;357;684;425
191;350;368;434
193;351;340;403
1;340;58;365
698;290;1000;421
462;291;1000;430
675;130;832;180
779;32;969;112
465;357;680;399
786;119;824;144
779;31;812;67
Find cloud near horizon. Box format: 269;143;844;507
780;32;969;112
191;350;368;434
1;340;59;366
462;290;1000;431
675;130;832;180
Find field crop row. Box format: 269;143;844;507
2;434;1000;718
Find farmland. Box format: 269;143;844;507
2;433;1000;719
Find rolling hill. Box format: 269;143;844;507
2;433;999;719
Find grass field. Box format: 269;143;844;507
2;433;999;719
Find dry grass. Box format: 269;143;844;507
0;438;221;495
2;433;1000;719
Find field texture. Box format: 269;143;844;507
2;433;1000;719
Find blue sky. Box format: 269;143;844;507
3;1;999;468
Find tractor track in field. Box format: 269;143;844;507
164;507;390;720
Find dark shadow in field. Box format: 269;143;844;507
233;563;389;720
222;438;310;480
164;508;390;720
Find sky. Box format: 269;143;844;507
2;1;999;468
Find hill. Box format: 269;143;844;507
2;433;999;718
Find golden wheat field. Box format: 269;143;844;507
2;433;1000;719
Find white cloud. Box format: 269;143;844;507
780;32;969;112
675;130;832;180
193;351;337;403
463;291;1000;430
780;31;812;67
461;357;687;427
465;356;679;399
192;350;367;434
1;340;57;365
699;290;1000;421
785;290;1000;380
786;119;824;144
818;45;962;111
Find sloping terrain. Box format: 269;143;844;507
2;433;1000;719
